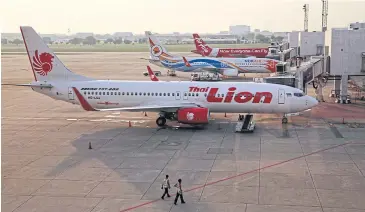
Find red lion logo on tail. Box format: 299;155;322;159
32;50;54;76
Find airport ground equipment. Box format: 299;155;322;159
144;70;161;77
167;70;177;76
235;114;255;133
191;72;222;81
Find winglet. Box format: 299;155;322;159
182;57;192;67
72;87;96;111
147;66;159;81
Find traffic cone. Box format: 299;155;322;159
224;113;227;117
88;142;92;149
144;112;147;117
128;121;132;127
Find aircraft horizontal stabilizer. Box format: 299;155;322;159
2;83;53;88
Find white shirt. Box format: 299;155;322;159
162;179;170;188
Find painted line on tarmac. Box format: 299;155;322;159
120;141;356;212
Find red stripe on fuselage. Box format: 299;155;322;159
72;87;96;111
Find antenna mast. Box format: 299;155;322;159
303;4;309;32
322;0;328;32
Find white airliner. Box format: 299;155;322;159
18;26;318;127
145;31;282;76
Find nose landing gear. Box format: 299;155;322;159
282;115;288;124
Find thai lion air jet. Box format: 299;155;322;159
146;31;281;76
19;26;318;127
192;33;269;58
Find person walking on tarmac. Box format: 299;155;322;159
174;178;185;205
161;175;171;199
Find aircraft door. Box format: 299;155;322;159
278;89;285;104
68;87;75;100
175;91;181;100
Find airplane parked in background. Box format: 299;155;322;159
18;26;317;128
191;33;269;58
146;31;281;77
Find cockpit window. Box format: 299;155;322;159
294;93;304;97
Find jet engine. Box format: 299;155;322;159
222;69;239;77
177;107;209;125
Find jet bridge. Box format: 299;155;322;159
292;56;330;102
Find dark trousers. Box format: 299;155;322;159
162;188;170;198
174;192;185;204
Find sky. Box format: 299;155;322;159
1;0;365;34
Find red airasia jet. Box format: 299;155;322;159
191;33;269;58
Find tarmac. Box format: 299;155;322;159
2;52;365;212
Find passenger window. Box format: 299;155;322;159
172;93;175;96
118;92;121;95
167;93;170;96
217;94;220;97
111;92;113;95
91;92;94;95
127;92;129;95
159;93;162;96
286;93;292;97
139;92;142;95
103;92;105;95
151;93;154;96
107;92;109;95
143;93;146;96
135;92;137;95
84;92;86;95
148;93;150;96
196;93;199;97
155;93;158;96
222;94;224;98
122;92;125;95
131;92;133;96
88;92;90;95
188;93;191;96
115;92;117;95
176;93;179;96
184;93;187;96
204;93;207;97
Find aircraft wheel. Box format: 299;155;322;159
156;117;167;127
282;117;288;124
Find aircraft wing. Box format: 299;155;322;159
93;103;201;112
72;87;203;112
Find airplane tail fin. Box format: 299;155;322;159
20;26;91;82
146;66;159;81
192;33;212;56
182;57;192;67
145;31;175;60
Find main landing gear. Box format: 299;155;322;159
156;112;177;127
156;117;167;127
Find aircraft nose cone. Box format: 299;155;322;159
308;96;319;108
